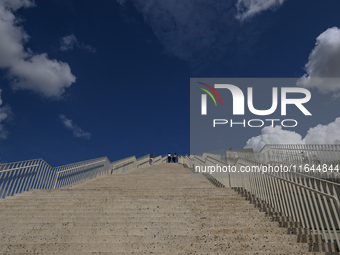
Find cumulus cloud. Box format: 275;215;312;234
304;118;340;144
0;0;76;99
59;114;91;139
244;126;304;152
297;27;340;97
245;118;340;152
0;89;13;140
10;54;75;98
236;0;286;21
117;0;269;71
60;34;96;53
0;0;34;11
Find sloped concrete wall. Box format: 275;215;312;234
111;155;166;174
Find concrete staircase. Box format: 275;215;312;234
0;163;332;254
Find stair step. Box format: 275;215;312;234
0;226;289;235
0;234;301;244
0;164;333;254
0;212;268;218
1;252;327;255
0;216;275;224
0;242;312;253
0;207;260;212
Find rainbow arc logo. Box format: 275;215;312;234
197;82;222;115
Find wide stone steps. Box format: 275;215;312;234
0;218;278;225
5;192;238;197
0;211;270;217
0;163;335;254
0;221;286;231
0;242;314;253
0;205;262;211
1;252;324;255
0;226;289;236
1;202;248;208
2;196;245;202
1;233;302;243
2;196;243;201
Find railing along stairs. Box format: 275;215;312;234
0;153;165;199
182;144;340;251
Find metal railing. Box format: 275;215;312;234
234;155;340;249
185;144;340;250
227;144;340;181
153;155;167;165
179;154;190;167
0;159;54;199
136;154;150;161
53;157;111;189
258;144;340;166
0;153;164;199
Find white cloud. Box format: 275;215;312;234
236;0;286;21
0;89;13;140
0;0;34;11
245;118;340;152
60;34;77;51
60;34;96;53
10;54;75;98
304;118;340;144
59;114;91;139
0;0;76;99
297;27;340;96
244;126;304;152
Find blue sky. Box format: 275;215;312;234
0;0;340;165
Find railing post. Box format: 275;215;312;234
53;172;60;189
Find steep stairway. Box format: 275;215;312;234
0;163;331;254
